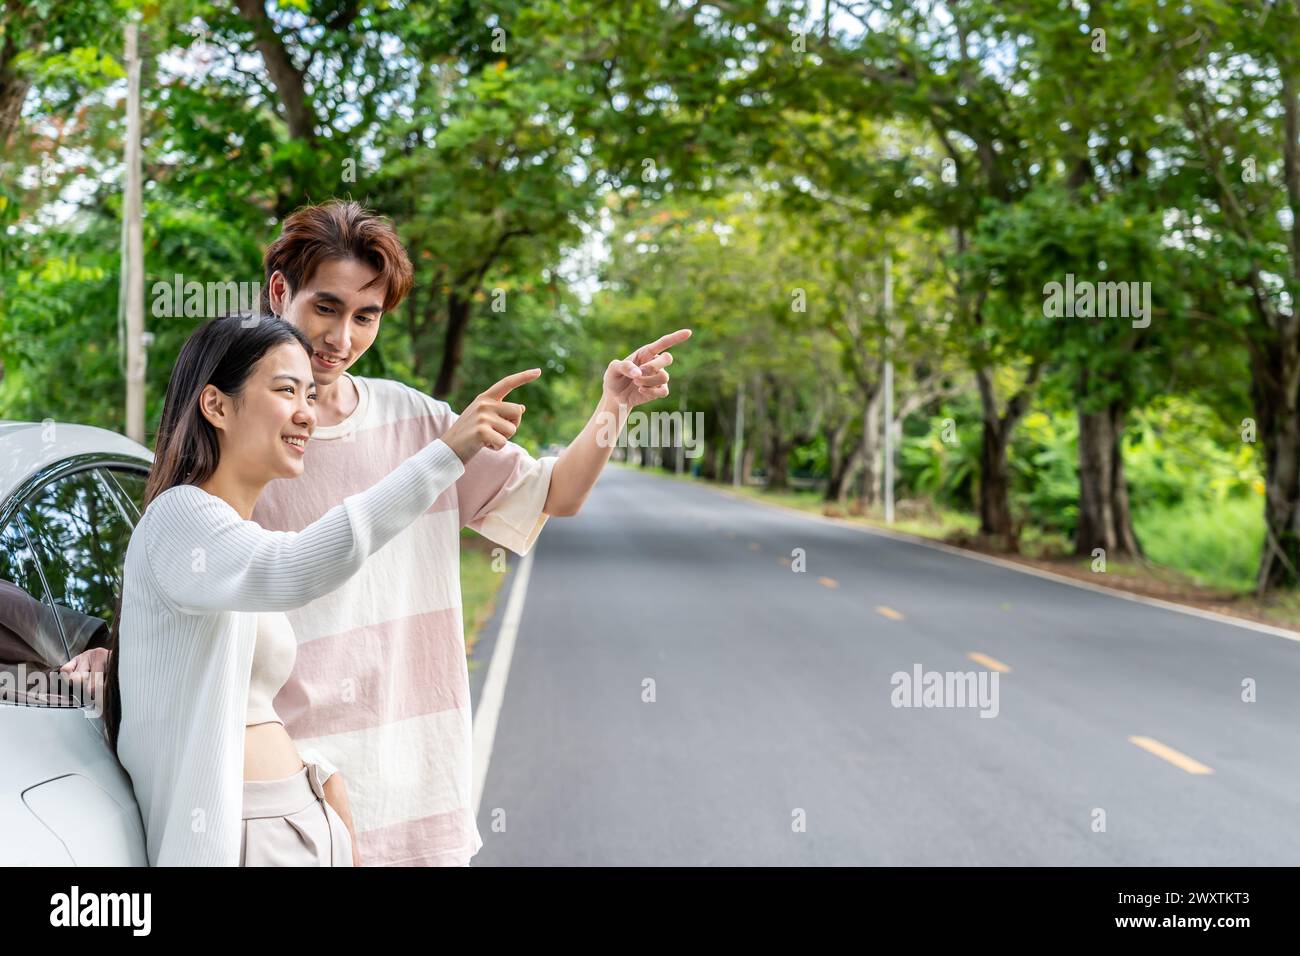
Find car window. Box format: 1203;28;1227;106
18;469;131;663
104;467;148;519
0;519;76;704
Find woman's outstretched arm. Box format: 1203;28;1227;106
142;438;465;615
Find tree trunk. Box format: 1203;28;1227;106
974;365;1034;550
762;374;820;493
235;0;318;143
698;437;715;481
0;6;38;150
707;397;732;483
823;419;850;502
1075;400;1142;559
0;67;28;150
859;387;882;509
434;291;471;398
979;416;1015;548
764;379;794;491
1251;343;1300;590
834;444;863;505
766;433;791;491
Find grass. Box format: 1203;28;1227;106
459;527;510;671
1132;496;1264;592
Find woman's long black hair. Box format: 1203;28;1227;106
102;313;314;751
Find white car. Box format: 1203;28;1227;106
0;420;151;864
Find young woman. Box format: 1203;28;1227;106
103;313;537;866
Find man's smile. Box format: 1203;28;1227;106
313;352;345;369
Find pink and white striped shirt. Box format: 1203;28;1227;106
252;373;555;866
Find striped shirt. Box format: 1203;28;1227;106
116;437;468;866
251;373;555;866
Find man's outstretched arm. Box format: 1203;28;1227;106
544;329;692;516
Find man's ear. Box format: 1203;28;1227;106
268;270;291;317
198;384;230;433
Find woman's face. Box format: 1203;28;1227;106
210;342;318;483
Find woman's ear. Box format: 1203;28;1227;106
198;384;229;433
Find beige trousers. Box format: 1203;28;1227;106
240;762;353;867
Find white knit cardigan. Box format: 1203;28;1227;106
115;438;466;866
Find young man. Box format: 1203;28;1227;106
244;200;688;866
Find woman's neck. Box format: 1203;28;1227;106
197;466;267;520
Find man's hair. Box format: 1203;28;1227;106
263;199;414;313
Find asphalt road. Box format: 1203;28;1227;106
470;465;1300;865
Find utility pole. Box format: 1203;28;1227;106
122;21;146;444
883;253;894;524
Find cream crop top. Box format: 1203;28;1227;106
246;611;297;727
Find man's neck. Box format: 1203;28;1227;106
313;372;360;428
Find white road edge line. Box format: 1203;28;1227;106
643;470;1300;646
472;546;536;819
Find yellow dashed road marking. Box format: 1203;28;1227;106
875;606;904;620
967;652;1011;673
778;557;792;567
1128;736;1214;775
749;542;760;552
818;577;838;589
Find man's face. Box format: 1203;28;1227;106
270;257;386;385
